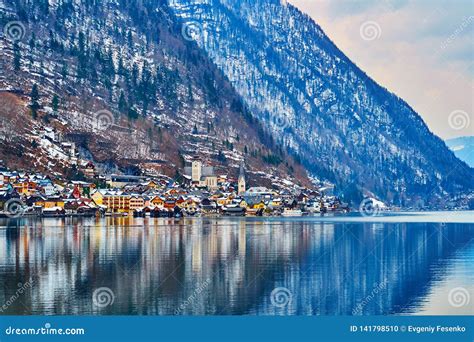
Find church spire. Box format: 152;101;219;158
239;161;245;180
238;161;246;195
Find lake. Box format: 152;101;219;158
0;212;473;315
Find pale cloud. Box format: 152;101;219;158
290;0;474;139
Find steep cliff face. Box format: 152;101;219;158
0;0;307;188
169;0;473;205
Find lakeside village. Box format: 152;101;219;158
0;157;349;219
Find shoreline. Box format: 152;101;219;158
1;210;473;225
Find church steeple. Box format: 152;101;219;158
238;161;246;195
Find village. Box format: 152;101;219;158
0;156;350;219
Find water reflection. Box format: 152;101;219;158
0;216;473;315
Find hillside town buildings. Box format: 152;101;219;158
0;159;349;218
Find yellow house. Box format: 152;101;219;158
166;189;179;196
13;182;27;194
13;181;37;196
270;199;283;207
216;197;227;205
103;194;131;213
175;197;187;208
35;198;65;208
184;199;199;210
216;197;229;206
145;181;159;190
91;190;105;206
251;201;266;210
150;196;165;207
129;196;145;210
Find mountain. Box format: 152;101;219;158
446;137;474;168
0;0;308;189
0;0;472;207
168;0;474;206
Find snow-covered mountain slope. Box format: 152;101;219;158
446;137;474;168
168;0;473;205
0;0;308;188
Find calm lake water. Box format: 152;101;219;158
0;212;473;316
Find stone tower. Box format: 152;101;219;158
191;159;202;182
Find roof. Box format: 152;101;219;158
246;187;271;194
202;166;214;177
43;206;64;212
183;165;215;177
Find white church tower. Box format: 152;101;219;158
191;159;202;182
238;161;246;195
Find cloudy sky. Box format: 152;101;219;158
289;0;473;139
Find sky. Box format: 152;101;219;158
289;0;473;140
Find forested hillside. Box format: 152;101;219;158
0;0;308;189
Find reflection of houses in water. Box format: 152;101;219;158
0;219;473;315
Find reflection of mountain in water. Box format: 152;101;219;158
0;218;472;315
263;223;474;315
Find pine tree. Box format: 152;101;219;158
28;33;36;66
51;95;59;114
30;84;40;119
39;60;45;77
118;90;127;113
29;32;36;51
13;42;21;71
61;62;68;79
117;54;125;76
140;61;152;115
77;32;87;79
131;63;139;88
218;150;226;162
128;107;138;120
127;30;133;50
